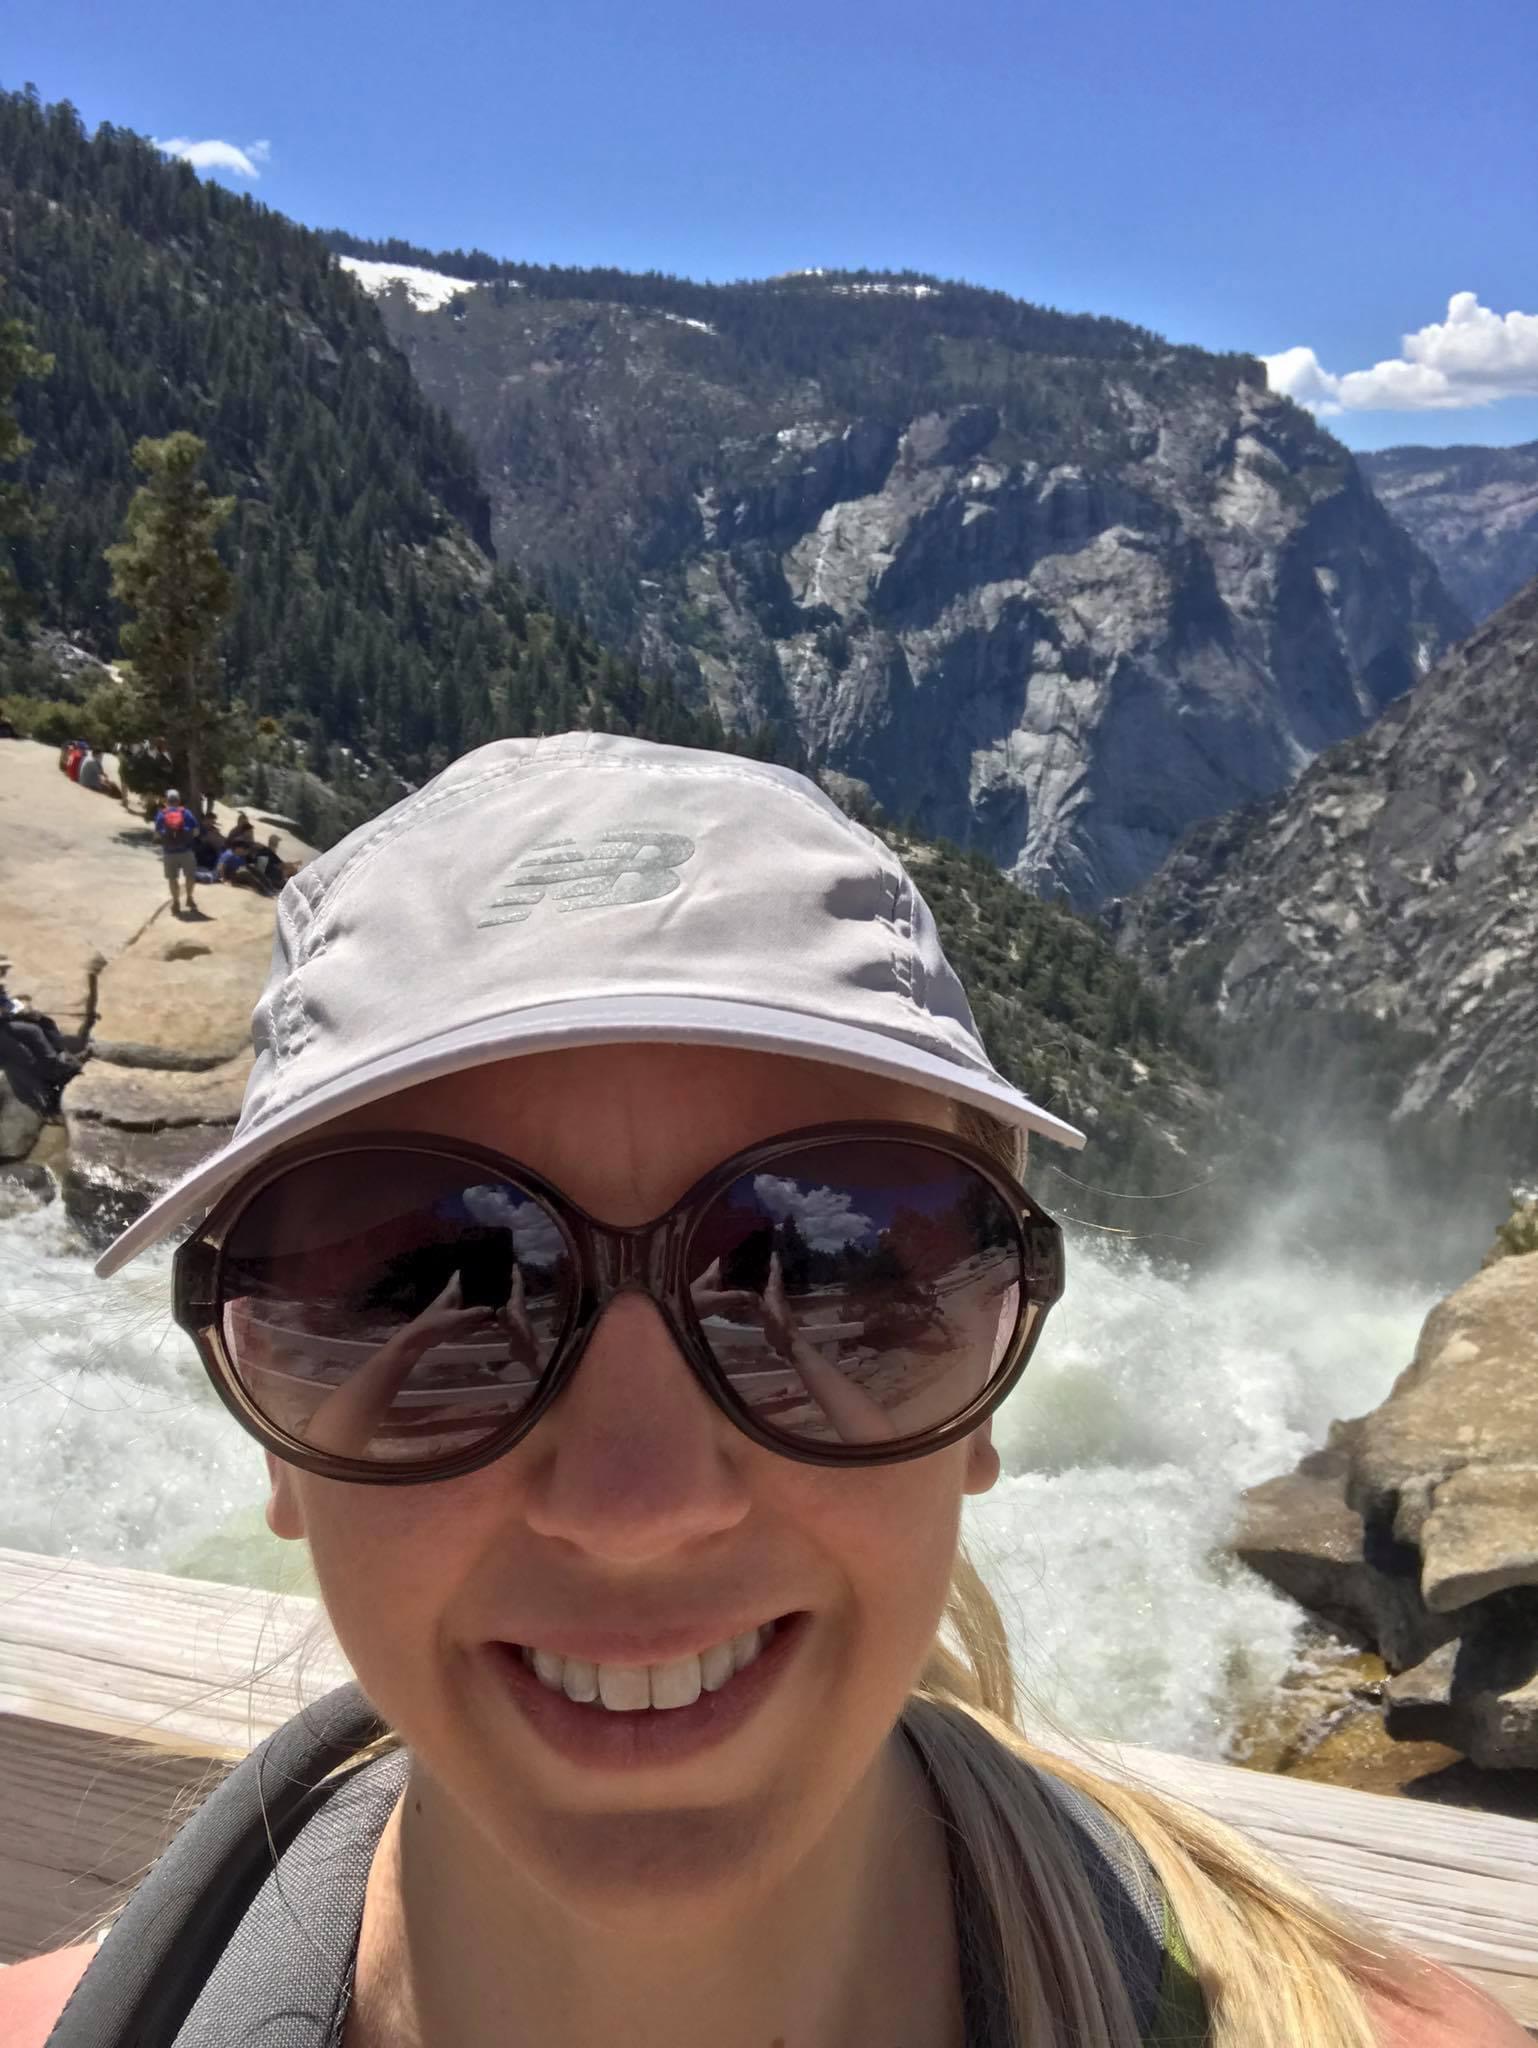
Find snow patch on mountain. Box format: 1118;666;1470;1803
339;255;490;312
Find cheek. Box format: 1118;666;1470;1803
795;1450;968;1680
286;1470;500;1709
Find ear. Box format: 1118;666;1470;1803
962;1420;1000;1497
264;1452;308;1540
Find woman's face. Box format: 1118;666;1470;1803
266;1044;1002;1919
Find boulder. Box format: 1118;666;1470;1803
59;1052;254;1245
60;1117;237;1249
0;1067;46;1161
1235;1439;1458;1671
1386;1603;1538;1770
1419;1465;1538;1613
1234;1447;1379;1645
1238;1250;1538;1769
1347;1254;1538;1605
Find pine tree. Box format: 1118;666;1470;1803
0;288;53;631
105;432;235;807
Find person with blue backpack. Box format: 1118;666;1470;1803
153;788;203;917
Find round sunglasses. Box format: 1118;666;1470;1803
173;1121;1065;1483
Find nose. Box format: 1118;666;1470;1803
520;1289;752;1562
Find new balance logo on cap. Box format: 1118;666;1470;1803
478;830;697;927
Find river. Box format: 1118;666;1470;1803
0;1179;1433;1758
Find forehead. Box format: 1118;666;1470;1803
332;1044;953;1220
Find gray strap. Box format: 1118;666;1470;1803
1040;1775;1167;2036
170;1749;407;2047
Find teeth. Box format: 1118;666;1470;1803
731;1628;763;1673
699;1640;735;1692
562;1657;598;1704
521;1622;778;1713
598;1664;651;1712
649;1655;702;1710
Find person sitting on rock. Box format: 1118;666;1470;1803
250;833;292;893
227;811;256;849
0;963;81;1109
76;748;122;799
216;844;267;893
154;788;203;918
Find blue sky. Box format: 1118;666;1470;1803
11;0;1537;450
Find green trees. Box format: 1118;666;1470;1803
0;285;52;633
0;85;797;787
105;433;234;805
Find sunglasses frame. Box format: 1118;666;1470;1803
174;1120;1065;1485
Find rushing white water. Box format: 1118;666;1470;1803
0;1185;1433;1755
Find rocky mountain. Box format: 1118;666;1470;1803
335;238;1467;906
0;89;734;788
1360;441;1538;624
1116;574;1538;1156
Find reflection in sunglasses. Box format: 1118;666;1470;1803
213;1142;1040;1466
229;1259;549;1461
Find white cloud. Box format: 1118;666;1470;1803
1263;294;1538;416
155;136;270;180
461;1185;567;1265
751;1173;873;1253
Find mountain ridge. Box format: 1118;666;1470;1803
335;234;1468;905
1359;440;1538;624
1115;571;1538;1160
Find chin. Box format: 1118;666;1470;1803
509;1796;793;1922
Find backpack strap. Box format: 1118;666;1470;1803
1041;1777;1210;2045
46;1684;393;2048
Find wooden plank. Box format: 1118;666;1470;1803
1079;1740;1538;2028
0;1715;229;1962
0;1547;346;1753
2;1549;1535;2029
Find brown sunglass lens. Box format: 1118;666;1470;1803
686;1140;1027;1449
217;1152;574;1464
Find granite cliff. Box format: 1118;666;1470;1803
1361;441;1538;623
348;258;1465;906
1118;574;1538;1143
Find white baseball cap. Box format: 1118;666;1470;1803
96;731;1085;1276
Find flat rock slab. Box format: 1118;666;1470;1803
92;890;279;1070
1421;1464;1538;1613
0;740;161;1030
64;1051;254;1132
61;1118;234;1247
0;738;311;1035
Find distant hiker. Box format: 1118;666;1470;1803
63;740;87;782
154;787;203;917
76;748;121;798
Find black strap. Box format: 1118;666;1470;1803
46;1684;388;2048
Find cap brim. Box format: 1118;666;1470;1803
94;993;1086;1277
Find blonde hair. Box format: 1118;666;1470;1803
938;1102;1424;2047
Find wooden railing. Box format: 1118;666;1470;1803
2;1547;1535;2029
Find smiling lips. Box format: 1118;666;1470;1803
520;1622;777;1711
